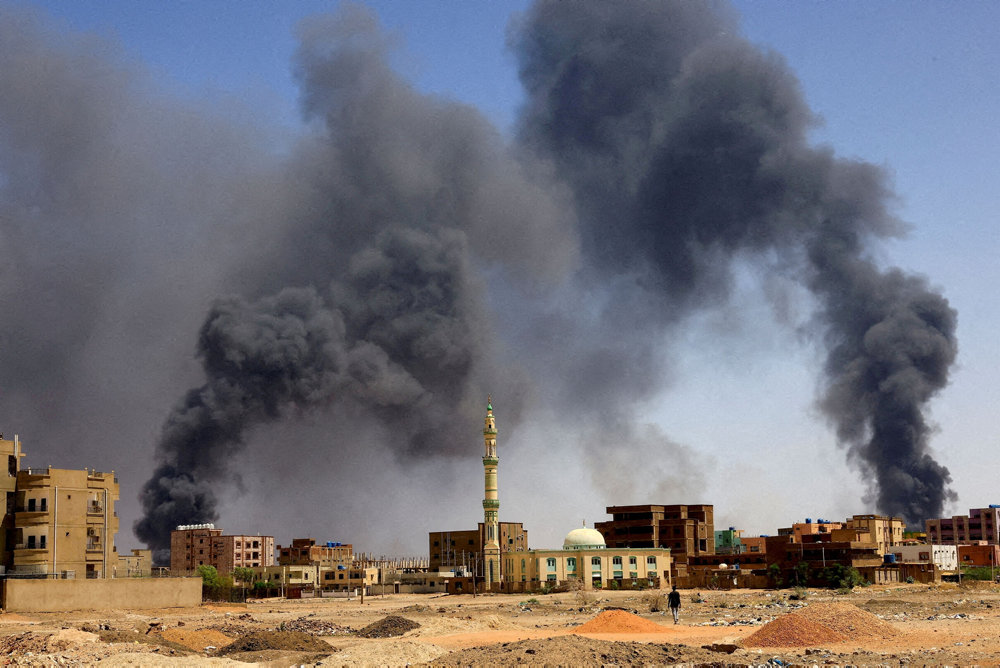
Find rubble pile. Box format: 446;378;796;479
356;615;421;638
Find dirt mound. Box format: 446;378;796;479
356;614;421;638
159;627;234;651
742;602;901;648
419;634;722;667
215;630;333;655
795;601;902;640
742;614;847;648
573;608;671;634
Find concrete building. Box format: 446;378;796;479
277;538;352;567
595;503;713;584
740;536;767;554
926;507;1000;546
714;528;743;555
0;435;25;569
845;514;904;555
957;543;1000;568
428;522;528;573
170;524;274;574
13;466;119;579
891;544;958;571
503;524;671;592
777;518;844;542
117;549;153;578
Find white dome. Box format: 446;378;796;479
563;526;606;550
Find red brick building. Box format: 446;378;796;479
170;524;274;574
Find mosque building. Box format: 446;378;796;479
502;521;673;592
475;398;673;592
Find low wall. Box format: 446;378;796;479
1;577;202;612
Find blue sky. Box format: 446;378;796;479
11;0;1000;548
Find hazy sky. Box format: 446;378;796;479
5;0;998;554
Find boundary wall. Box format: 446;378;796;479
1;577;201;612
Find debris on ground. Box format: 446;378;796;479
356;615;422;638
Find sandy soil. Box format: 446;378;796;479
1;582;1000;665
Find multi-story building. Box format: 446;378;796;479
957;543;1000;568
845;514;904;555
277;538;352;568
777;518;844;542
926;507;1000;546
740;536;767;554
596;504;714;553
715;527;744;554
428;522;528;573
170;524;274;574
891;544;958;571
595;503;713;584
0;435;25;569
12;466;120;579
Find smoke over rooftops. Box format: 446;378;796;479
0;1;957;556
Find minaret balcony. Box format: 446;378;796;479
482;499;500;509
482;456;498;465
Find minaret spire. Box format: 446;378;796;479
482;396;500;589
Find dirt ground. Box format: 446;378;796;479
2;582;1000;666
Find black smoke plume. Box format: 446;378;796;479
0;1;958;555
511;0;957;524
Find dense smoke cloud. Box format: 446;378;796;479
512;0;957;524
0;0;958;557
136;5;576;555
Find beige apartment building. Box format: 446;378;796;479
170;524;274;574
11;465;120;579
0;435;25;568
845;514;904;555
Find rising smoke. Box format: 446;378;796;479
0;1;957;557
511;0;957;522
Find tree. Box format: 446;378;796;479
821;564;863;590
232;567;255;586
792;561;810;586
766;563;783;588
196;564;221;587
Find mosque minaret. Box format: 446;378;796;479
482;396;500;588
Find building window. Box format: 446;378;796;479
646;556;656;567
567;558;577;571
612;556;622;566
546;557;556;571
547;573;557;581
629;556;637;566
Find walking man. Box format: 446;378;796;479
667;585;681;624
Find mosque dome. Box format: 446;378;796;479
563;524;606;550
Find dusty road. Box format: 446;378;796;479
1;582;1000;665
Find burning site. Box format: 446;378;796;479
0;0;993;563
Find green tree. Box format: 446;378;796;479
232;567;255;586
792;561;810;586
196;564;221;587
766;563;783;588
821;564;863;589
